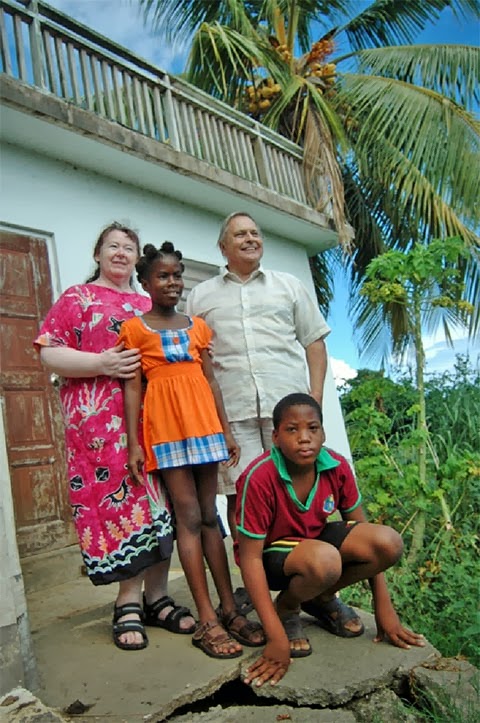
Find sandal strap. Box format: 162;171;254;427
143;595;193;625
281;613;308;642
143;594;174;616
315;597;356;621
144;595;192;620
222;610;263;637
219;608;240;627
113;619;146;636
164;605;192;625
193;620;233;646
113;603;144;623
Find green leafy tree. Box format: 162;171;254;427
359;236;474;563
425;355;480;462
339;356;480;663
139;0;480;334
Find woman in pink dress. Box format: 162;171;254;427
34;222;195;650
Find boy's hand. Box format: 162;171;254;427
127;446;145;486
223;433;240;468
374;604;425;649
243;640;291;687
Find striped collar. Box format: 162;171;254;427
271;445;339;483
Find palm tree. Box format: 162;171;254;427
139;0;480;347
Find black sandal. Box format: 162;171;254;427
112;603;148;651
143;594;196;634
232;587;254;615
219;608;265;647
280;613;312;658
301;596;364;638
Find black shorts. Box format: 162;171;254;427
262;520;360;591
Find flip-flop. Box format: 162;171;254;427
301;597;364;638
280;612;312;658
143;594;196;634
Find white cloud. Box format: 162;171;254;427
330;357;358;388
47;0;188;72
418;323;479;373
423;337;479;375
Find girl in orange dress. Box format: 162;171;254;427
119;242;265;659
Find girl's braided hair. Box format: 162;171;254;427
136;241;185;282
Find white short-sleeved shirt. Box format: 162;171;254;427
186;266;330;422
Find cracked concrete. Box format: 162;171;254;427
171;704;356;722
20;565;439;723
243;611;435;708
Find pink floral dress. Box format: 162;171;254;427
35;284;173;585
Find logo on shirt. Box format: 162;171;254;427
323;494;335;513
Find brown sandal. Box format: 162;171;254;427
220;609;265;647
192;620;243;659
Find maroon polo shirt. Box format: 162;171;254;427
236;446;361;555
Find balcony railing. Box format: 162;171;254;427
0;0;333;216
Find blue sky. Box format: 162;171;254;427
47;1;480;382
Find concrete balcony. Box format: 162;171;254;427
0;0;340;252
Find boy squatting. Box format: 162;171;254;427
236;393;425;687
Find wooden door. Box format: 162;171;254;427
0;231;75;557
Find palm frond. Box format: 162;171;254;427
187;23;278;101
303;108;352;248
336;73;480;236
350;291;402;368
259;0;351;52
340;0;480;52
353;44;480;110
342;164;390;271
138;0;258;45
308;246;338;314
464;249;480;335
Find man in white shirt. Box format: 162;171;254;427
187;214;365;637
186;212;330;538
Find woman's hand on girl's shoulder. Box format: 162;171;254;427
127;445;146;486
224;433;240;468
100;343;141;378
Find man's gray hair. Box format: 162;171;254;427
217;212;260;248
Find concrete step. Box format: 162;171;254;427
21;545;84;595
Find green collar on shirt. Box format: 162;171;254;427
270;444;340;512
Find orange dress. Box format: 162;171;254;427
118;314;228;471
